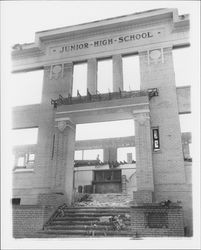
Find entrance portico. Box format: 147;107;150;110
52;90;153;204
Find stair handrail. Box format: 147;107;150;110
43;203;67;229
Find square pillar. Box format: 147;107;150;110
52;118;76;205
113;54;123;92
87;58;97;94
133;110;154;203
182;143;190;159
138;48;185;184
109;147;117;162
103;148;109;162
103;147;117;162
42;62;73;104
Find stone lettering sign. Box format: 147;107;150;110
50;30;160;54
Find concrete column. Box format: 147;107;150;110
103;148;109;162
103;147;117;162
87;58;97;94
109;147;117;162
113;54;123;92
64;63;74;96
53;118;76;205
139;47;185;184
133;111;154;202
182;143;190;159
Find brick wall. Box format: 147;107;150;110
130;203;184;237
12;205;55;238
133;190;153;204
154;184;192;236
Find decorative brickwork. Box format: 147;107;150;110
12;205;55;238
130;203;184;237
145;211;168;228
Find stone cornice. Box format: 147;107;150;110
11;46;45;59
12;9;189;50
34;8;188;43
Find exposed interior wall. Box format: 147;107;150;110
74;164;136;192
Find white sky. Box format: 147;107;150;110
76;120;135;140
1;1;200;249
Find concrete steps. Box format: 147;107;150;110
40;229;133;237
45;225;114;230
42;205;132;238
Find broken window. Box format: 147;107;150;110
15;153;35;169
17;156;25;167
28;153;35;163
179;114;192;133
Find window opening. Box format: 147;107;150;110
122;55;140;91
83;149;103;161
11;70;43;106
28;153;35;163
74;150;83;160
152;128;160;151
12;128;38;146
173;48;192;87
12;198;21;205
97;59;113;93
15;153;35;169
17;156;25;167
117;147;136;163
72;63;87;96
76;120;134;141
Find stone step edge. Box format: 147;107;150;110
64;206;130;210
39;229;133;236
54;218;105;221
55;213;130;216
50;221;114;225
44;225;114;230
31;233;133;238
